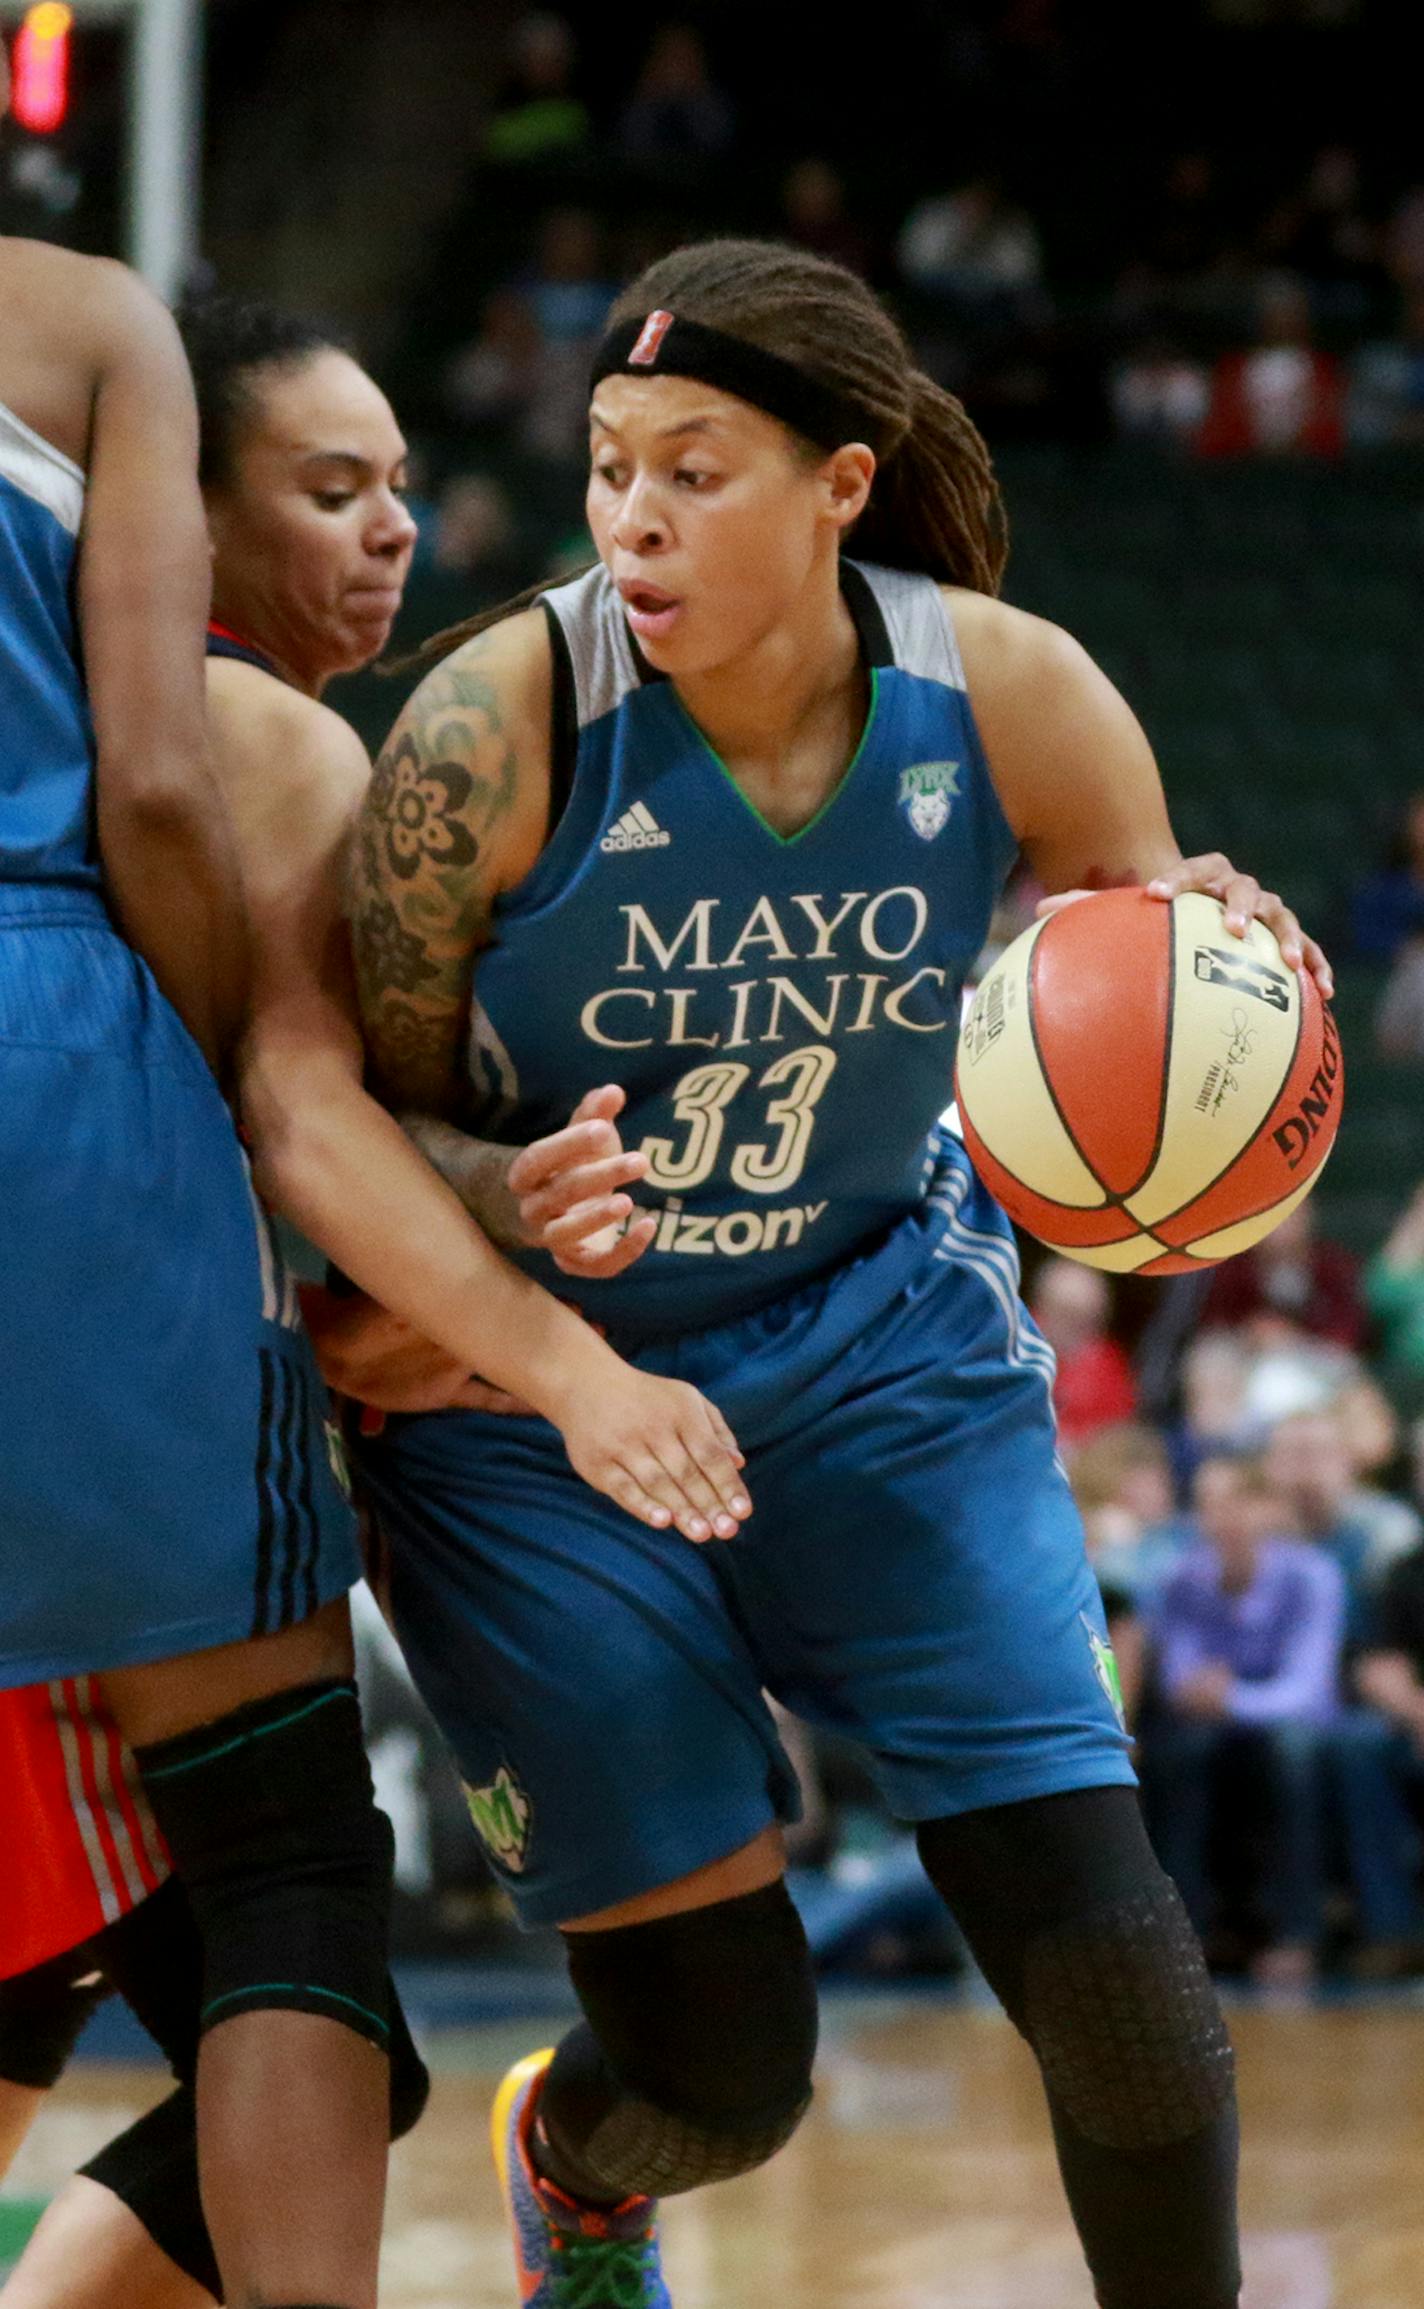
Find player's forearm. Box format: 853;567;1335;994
398;1110;527;1250
98;767;252;1077
244;1062;617;1415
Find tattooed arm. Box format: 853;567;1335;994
343;617;748;1533
350;614;551;1118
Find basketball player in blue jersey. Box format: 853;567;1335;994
347;239;1333;2309
0;290;751;2309
0;41;413;2291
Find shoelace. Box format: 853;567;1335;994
549;2225;661;2308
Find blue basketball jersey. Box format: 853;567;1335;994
468;560;1019;1333
0;400;98;888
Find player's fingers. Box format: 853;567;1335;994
624;1450;717;1543
651;1434;730;1536
542;1196;638;1257
1302;933;1334;1001
552;1213;658;1279
1148;854;1259;935
522;1151;649;1225
678;1403;752;1534
605;1466;674;1533
508;1118;615;1196
569;1082;628;1125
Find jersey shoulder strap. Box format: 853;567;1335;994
844;560;968;692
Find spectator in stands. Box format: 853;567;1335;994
1329;1538;1424;1973
1147;1453;1345;1988
1351;792;1424;963
1376;936;1424;1060
896;173;1044;320
1257;144;1383;331
1385;182;1424;293
617;24;736;165
1201;1197;1366;1353
442;286;544;441
1109;331;1210;447
1196;273;1345;457
521;207;613;346
779;159;873;279
484;12;589;166
1366;1186;1424;1414
1348;286;1424;446
426;474;519;582
1028;1257;1136;1452
1070;1420;1193;1611
1264;1406;1418;1646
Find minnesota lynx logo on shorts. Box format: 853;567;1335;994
898;760;960;842
464;1763;532;1871
1081;1613;1127;1731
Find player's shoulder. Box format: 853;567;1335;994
940;586;1099;703
396;604;553;758
208;660;370;818
1;240;173;362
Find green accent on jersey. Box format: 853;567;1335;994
671;669;881;848
1084;1617;1127;1730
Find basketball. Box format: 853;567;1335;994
954;888;1343;1276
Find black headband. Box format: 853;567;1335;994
590;310;870;452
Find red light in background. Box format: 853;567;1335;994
12;4;74;136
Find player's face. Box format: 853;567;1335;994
586;375;863;678
207;349;417;686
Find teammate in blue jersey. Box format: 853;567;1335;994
348;240;1331;2309
0;84;401;2296
0;287;752;2309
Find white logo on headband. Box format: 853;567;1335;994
629;310;675;367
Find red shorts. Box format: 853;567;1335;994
0;1679;170;1980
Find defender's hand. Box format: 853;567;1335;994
556;1370;751;1545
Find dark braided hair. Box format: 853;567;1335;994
407;236;1007;669
174;293;350;490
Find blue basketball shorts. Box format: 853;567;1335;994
358;1132;1135;1927
0;886;358;1686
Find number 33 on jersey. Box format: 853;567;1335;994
468;561;1019;1333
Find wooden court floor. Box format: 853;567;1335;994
8;1997;1424;2306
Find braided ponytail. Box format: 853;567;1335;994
851;369;1008;593
403;236;1007;671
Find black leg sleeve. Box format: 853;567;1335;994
919;1786;1240;2309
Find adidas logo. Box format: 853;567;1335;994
600;801;672;854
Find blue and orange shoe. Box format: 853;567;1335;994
491;2048;671;2307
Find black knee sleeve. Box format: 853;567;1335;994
80;1998;428;2303
1023;1879;1234;2150
919;1787;1234;2151
134;1679;395;2052
920;1789;1240;2309
83;2085;220;2298
539;1881;817;2201
0;1943;109;2089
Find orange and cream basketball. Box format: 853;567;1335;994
954;887;1342;1276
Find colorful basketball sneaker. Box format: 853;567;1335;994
491;2047;671;2307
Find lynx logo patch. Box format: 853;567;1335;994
898;759;960;842
464;1763;532;1872
1081;1613;1127;1731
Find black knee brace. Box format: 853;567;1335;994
81;1995;428;2299
919;1791;1234;2152
133;1679;394;2051
920;1788;1240;2309
0;1943;109;2089
538;1881;817;2202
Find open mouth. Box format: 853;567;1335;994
617;578;683;640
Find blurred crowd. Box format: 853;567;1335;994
389;9;1424;580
